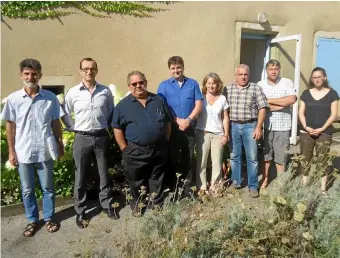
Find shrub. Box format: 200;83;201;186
116;150;340;258
0;126;75;205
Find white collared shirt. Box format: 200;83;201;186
64;82;114;131
258;77;296;131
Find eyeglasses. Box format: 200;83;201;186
81;68;97;73
129;81;145;87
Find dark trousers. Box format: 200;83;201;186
73;132;112;214
166;123;195;190
122;141;167;209
300;132;332;176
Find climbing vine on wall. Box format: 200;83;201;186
1;1;172;20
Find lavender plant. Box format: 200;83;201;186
118;146;340;258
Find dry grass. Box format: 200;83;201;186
115;149;340;258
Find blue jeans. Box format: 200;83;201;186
229;122;259;190
18;159;55;223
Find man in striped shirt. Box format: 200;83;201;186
223;64;267;198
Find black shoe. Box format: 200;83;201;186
76;213;88;229
103;207;119;220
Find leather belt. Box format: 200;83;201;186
231;119;257;124
74;129;107;137
128;140;165;149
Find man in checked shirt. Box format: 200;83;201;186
223;64;267;198
257;60;297;189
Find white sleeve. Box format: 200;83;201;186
223;96;229;110
286;79;297;96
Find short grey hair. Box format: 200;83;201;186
235;64;250;74
266;59;281;68
127;71;147;85
19;58;42;73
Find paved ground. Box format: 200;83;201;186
2;134;339;258
1;195;143;258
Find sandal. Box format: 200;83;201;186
23;222;38;237
45;220;59;233
321;190;330;198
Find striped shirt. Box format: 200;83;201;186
258;77;296;131
222;82;267;121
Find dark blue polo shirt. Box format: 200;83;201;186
157;76;203;119
112;92;171;146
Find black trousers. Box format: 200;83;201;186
122;141;168;209
73;132;112;214
166;123;195;190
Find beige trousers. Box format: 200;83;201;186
195;130;224;189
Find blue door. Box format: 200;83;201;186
316;37;340;94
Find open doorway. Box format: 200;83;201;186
240;30;303;145
240;32;276;82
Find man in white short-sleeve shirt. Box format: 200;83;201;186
1;58;64;237
257;59;297;188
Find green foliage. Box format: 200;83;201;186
0;127;75;205
52;130;76;198
1;163;21;205
1;123;21;204
1;124;8;161
0;1;172;20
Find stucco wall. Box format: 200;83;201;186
1;2;340;99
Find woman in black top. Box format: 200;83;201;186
298;67;339;197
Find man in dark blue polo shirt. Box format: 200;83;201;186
157;56;203;190
112;71;171;216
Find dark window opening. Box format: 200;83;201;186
42;85;65;95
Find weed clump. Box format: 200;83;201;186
119;150;340;258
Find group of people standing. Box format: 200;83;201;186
2;56;338;238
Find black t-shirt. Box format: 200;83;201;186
300;88;339;135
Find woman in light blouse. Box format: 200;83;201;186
196;73;230;192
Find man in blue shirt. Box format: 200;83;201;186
1;58;64;237
157;56;203;191
113;71;171;216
